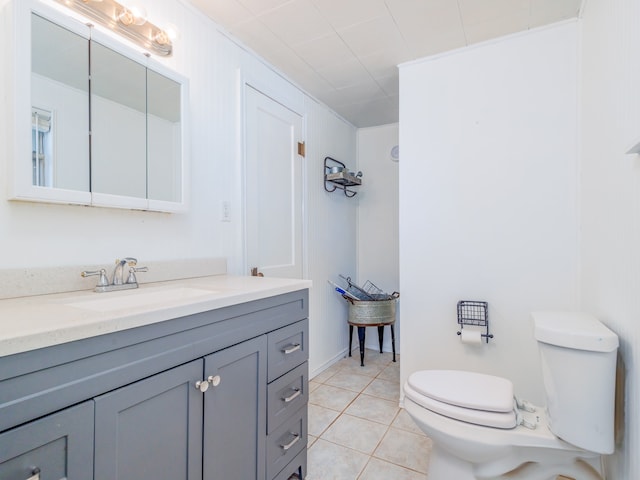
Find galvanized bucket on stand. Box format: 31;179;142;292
346;292;399;367
347;293;399;326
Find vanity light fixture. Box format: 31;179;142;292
53;0;173;56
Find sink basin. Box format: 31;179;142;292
65;286;216;312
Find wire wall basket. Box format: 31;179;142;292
457;300;493;343
457;300;488;326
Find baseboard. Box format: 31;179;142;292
309;348;350;380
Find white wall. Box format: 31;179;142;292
0;0;357;377
579;0;640;477
357;124;400;354
398;21;580;404
305;98;358;375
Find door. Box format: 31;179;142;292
245;86;304;278
94;360;203;480
203;335;267;480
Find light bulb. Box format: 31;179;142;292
154;23;179;45
153;30;170;45
117;8;133;25
129;5;147;25
164;23;179;41
118;5;147;26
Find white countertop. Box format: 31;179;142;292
0;275;311;358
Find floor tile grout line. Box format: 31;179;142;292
308;349;419;480
318;415;391;457
311;407;428;478
368;420;393;460
369;422;430;475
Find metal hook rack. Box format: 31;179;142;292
456;300;493;343
324;156;362;197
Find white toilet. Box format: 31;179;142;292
403;311;619;480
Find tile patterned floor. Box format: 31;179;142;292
306;349;432;480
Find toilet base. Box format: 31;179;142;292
427;440;604;480
405;397;605;480
428;444;603;480
428;443;476;480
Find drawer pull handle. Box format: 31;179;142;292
282;388;302;403
281;433;300;451
282;343;301;355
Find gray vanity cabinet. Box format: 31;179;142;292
0;401;94;480
94;360;204;480
94;338;268;480
0;289;309;480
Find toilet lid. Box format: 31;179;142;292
405;370;517;429
407;370;514;412
404;382;517;429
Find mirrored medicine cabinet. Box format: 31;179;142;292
6;1;189;212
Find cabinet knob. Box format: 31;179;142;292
208;375;221;387
195;380;209;392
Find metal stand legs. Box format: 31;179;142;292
358;326;366;366
390;324;396;362
348;323;396;366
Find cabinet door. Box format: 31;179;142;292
0;401;94;480
94;359;203;480
203;336;267;480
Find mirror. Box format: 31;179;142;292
11;4;187;211
31;13;89;192
90;41;147;199
147;70;182;203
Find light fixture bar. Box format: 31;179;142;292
54;0;172;56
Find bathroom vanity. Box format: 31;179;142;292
0;276;310;480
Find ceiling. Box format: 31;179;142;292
186;0;583;127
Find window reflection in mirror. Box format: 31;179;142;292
31;13;89;191
147;70;182;203
31;107;51;186
90;41;147;199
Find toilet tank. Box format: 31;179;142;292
532;312;618;454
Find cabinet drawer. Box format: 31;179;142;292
267;362;308;434
0;401;94;480
266;406;307;480
268;319;308;382
271;447;307;480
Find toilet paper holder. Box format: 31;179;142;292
456;300;493;343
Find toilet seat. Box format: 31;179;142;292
406;370;517;429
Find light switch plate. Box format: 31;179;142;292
221;200;231;222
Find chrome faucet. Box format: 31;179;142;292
112;257;138;285
82;257;148;292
